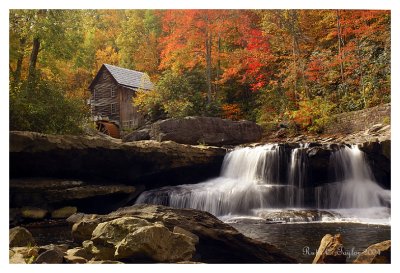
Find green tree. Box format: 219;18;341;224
134;70;209;119
10;79;89;134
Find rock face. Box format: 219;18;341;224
306;146;334;187
360;139;391;189
312;234;347;264
10;178;139;215
353;240;391;264
70;204;297;263
149;116;263;145
9;226;35;247
10;131;226;188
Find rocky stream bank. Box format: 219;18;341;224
9;115;391;264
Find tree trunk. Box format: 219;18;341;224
13;37;26;84
336;10;345;90
290;12;299;104
27;37;40;84
357;39;366;108
205;31;212;104
215;34;221;94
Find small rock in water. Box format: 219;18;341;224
51;206;78;219
312;234;346;264
21;207;48;220
9;226;35;247
256;210;337;223
353;240;391;264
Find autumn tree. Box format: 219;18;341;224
9;9;390;134
117;10;161;80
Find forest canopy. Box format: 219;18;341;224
9;9;390;134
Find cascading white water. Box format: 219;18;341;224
136;143;390;223
137;145;282;215
136;144;308;216
287;143;308;207
315;145;390;209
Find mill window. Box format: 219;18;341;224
111;103;117;114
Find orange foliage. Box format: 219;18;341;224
221;103;242;121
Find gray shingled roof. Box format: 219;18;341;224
104;64;154;90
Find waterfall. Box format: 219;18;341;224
136;144;310;215
136;143;390;221
136;145;286;215
315;145;390;209
287;143;308;207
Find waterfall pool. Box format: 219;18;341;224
229;220;390;263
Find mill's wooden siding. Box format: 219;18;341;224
90;67;145;130
119;87;145;130
90;69;120;123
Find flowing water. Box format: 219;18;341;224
136;143;390;262
136;144;390;223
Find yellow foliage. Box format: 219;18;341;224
94;46;120;72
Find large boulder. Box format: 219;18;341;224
353;240;391;264
70;204;296;263
122;126;151;142
149;116;263;145
9;226;35;247
34;248;65;264
312;234;347;264
10;131;226;188
71;218;101;243
87;217;196;262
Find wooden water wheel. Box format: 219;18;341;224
96;121;120;138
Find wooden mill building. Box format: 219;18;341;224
88;64;154;138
